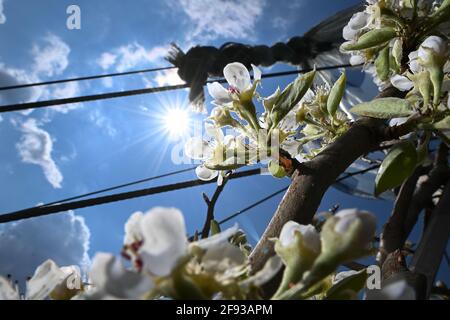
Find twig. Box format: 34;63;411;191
201;172;231;239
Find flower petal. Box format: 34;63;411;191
0;277;20;300
223;62;251;92
279;221;321;253
184;137;213;160
343;25;359;41
26;259;66;300
350;54;365;66
418;36;446;61
207;82;232;104
348;12;369;30
390;75;414;91
124;211;144;245
334;209;376;246
251;64;262;82
240;256;283;288
139;207;188;277
193;223;239;250
332;270;359;285
205;122;224;144
201;241;246;274
89;253;153;299
195;165;218;181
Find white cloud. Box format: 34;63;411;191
88;109;117;137
174;0;266;41
97;52;116;70
154;68;185;86
45;81;81;114
31;33;70;77
0;63;45;107
272;17;289;30
16;118;63;188
0;0;6;24
97;43;169;72
1;33;72;113
0;211;90;287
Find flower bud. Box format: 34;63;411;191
209;107;236;128
418;36;448;105
273;221;321;298
290;209;376;294
327;72;346;116
342;28;397;51
418;36;447;66
332;209;376;251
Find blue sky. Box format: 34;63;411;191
0;0;448;287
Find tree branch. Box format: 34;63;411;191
403;143;449;239
410;180;450;298
377;166;425;266
201;173;230;239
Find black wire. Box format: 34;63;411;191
218;186;288;225
216;163;380;226
0;168;261;224
39;166;197;207
0;63;357;114
0;66;177;91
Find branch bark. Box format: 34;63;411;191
410;180;450;298
377;166;425;266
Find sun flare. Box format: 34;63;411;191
162;107;191;139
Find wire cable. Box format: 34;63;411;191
0;66;177;91
0;63;357;114
39;166;196;207
0;168;261;224
217;164;380;225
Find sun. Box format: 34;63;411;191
162;107;191;139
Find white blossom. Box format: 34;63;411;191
334;209;377;248
390;74;414;91
207;63;261;105
279;221;321;254
418;36;447;64
138;207;188;277
88;253;153;299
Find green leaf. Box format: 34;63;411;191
210;220;221;236
342;28;397;51
350;98;414;119
270;69;316;127
375;46;390;81
268;160;287;178
432;116;450;130
327;72;346;117
325;269;367;300
375;141;418;196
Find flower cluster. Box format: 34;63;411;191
341;0;449;96
184;62;351;181
0;207;379;300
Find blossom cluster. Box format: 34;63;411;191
184;62;351;181
0;207;378;300
341;0;449;109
